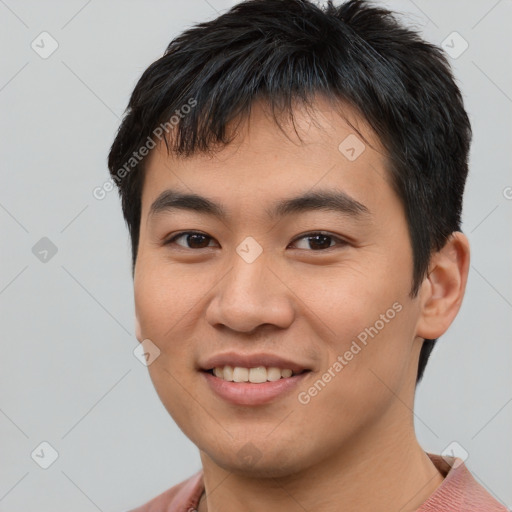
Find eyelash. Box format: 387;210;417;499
163;231;348;251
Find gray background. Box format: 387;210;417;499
1;0;511;511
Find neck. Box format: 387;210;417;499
198;412;444;512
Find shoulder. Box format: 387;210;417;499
127;470;204;512
420;453;508;512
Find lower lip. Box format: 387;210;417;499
202;371;310;406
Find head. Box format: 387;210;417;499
108;0;471;476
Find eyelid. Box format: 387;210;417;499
164;230;217;248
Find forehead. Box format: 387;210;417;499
140;96;394;220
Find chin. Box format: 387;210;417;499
204;444;313;480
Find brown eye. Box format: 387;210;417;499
290;232;347;251
165;231;216;249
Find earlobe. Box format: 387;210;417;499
416;232;470;340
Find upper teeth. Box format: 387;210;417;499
213;366;294;383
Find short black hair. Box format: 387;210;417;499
107;0;472;385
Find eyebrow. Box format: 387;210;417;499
148;188;371;222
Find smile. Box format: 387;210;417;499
202;368;311;406
208;365;305;383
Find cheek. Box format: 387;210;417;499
294;267;414;413
295;311;413;446
134;255;204;343
134;262;204;428
133;257;211;402
293;261;406;346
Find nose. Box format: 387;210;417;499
205;247;295;334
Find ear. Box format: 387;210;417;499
416;232;470;340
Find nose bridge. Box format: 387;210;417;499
206;240;294;332
227;234;270;298
224;243;273;311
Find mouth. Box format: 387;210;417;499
199;353;312;405
200;364;312;406
203;366;310;383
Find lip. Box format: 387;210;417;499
202;370;310;406
199;352;309;374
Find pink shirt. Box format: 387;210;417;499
127;453;508;512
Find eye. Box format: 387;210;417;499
163;230;348;251
289;231;348;251
164;231;217;249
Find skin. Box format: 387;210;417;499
133;96;470;512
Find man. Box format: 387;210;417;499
108;0;507;510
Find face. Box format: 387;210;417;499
134;97;425;478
